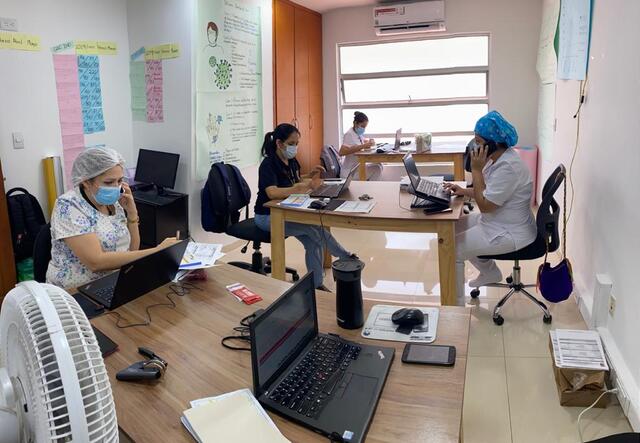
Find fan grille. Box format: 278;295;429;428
4;284;118;442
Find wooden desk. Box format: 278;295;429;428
266;182;464;306
92;264;470;443
355;144;466;181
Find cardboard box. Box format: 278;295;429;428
549;337;610;408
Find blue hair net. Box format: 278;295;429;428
474;111;518;147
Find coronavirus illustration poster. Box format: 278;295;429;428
196;0;262;179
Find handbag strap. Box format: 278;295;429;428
562;172;567;259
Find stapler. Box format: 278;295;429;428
116;347;168;382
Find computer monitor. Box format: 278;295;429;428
134;149;180;192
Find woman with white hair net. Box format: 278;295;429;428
47;147;179;289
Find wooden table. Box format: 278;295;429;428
266;181;464;306
92;264;470;443
355;144;466;181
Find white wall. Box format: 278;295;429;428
126;0;273;244
539;0;640;427
0;0;134;214
322;0;542;150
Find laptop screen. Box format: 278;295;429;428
402;153;421;191
251;273;318;395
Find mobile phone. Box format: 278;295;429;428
401;344;456;366
483;139;499;156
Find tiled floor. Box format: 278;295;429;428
221;225;633;442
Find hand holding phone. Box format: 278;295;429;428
401;344;456;366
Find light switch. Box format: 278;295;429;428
12;132;24;149
0;17;18;32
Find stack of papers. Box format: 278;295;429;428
181;389;290;443
180;242;224;270
279;194;311;207
550;329;609;370
334;200;376;213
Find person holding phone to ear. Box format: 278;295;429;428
443;111;536;305
47;147;180;289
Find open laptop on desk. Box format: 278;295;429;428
78;240;188;309
402;153;452;209
376;128;402;153
310;165;358;198
250;273;394;443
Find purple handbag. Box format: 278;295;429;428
537;178;573;303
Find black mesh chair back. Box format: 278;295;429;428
33;223;52;283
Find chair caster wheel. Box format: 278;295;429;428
493;315;504;326
470;289;480;299
543;314;552;324
292;273;300;282
506;276;513;284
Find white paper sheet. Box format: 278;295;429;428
557;0;592;80
334;200;376;214
361;305;439;343
552;329;609;370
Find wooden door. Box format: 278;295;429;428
274;0;296;127
0;160;17;302
307;12;323;169
294;7;311;172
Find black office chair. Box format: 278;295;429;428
470;165;566;325
33;223;52;283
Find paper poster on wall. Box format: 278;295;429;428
145;60;164;122
53;54;86;189
537;83;556;159
195;0;262;179
130;61;147;121
557;0;592;80
0;32;41;51
78;55;105;134
537;0;560;84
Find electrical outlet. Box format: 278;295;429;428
0;17;18;32
609;294;617;315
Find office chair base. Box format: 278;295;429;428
228;250;299;281
470;262;551;326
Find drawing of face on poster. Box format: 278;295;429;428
203;21;232;90
206;112;223;144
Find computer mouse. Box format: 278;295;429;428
391;308;425;327
309;200;328;210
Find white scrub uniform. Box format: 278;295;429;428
341;127;382;180
455;148;537;304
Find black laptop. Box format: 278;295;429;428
78;240;188;309
310;165;358;198
402;153;451;209
250;273;394;443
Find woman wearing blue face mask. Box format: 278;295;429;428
47;147;180;289
254;124;356;291
339;111;382;180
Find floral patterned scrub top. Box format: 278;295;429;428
46;188;130;289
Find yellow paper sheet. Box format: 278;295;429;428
0;32;12;49
183;394;289;443
24;35;40;51
96;41;117;55
170;43;180;58
76;40;98;54
10;33;25;49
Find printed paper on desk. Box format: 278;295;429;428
180;242;224;269
334;200;376;213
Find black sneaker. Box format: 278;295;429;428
316;284;332;292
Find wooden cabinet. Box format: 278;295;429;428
273;0;323;173
0;160;17;302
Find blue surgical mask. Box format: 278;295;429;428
283;144;298;159
94;186;121;205
355;127;365;136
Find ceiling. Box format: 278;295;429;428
292;0;378;13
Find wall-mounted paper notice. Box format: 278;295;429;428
75;40;117;55
0;32;41;51
145;60;163;122
53;54;86;189
51;41;75;53
130;61;147;121
78;55;105;134
144;43;180;60
96;41;117;55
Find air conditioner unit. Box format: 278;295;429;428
373;1;446;36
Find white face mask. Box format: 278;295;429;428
283;144;298;159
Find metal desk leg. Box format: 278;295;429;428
437;222;457;306
270;208;286;281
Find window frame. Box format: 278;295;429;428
337;33;491;139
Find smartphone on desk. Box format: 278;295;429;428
402;344;456;366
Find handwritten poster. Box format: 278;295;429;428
536;0;560;84
195;0;262;179
53;54;86;189
0;32;40;51
78;55;105;134
130;61;147;121
145;60;164;122
557;0;592;80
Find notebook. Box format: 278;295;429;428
181;389;290;443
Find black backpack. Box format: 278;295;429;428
201;162;252;233
6;187;47;261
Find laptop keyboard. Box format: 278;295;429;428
268;336;361;418
94;285;116;304
416;179;440;196
313;184;339;197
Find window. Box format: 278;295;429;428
338;35;489;142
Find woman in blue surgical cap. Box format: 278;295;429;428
443;111;536;305
47;147;180;289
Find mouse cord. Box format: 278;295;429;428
398;189;413;212
221;312;262;351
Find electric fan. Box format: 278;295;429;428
0;281;118;442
